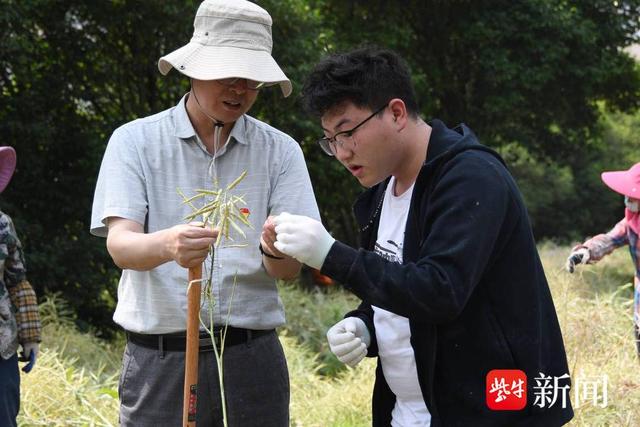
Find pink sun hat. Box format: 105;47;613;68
0;146;16;194
601;162;640;198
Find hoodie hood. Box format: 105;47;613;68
353;119;505;235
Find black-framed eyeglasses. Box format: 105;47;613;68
317;104;387;156
217;77;277;91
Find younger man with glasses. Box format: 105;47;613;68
90;1;318;425
274;47;574;426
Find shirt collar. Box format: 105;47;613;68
173;94;248;145
228;114;248;145
173;94;196;139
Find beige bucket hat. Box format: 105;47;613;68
158;0;292;97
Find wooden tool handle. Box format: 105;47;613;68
183;264;202;427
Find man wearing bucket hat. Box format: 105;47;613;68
566;162;640;356
90;0;319;425
0;147;41;427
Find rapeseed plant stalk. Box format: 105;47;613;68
179;170;251;246
178;170;252;427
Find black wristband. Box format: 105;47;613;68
259;243;284;260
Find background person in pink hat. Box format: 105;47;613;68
566;162;640;356
90;0;319;425
0;147;42;427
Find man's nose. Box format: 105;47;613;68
334;142;353;162
229;79;248;93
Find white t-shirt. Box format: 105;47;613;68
372;176;431;427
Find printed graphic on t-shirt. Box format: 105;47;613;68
374;240;403;263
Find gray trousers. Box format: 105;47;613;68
118;330;289;427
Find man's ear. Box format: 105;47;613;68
388;98;407;128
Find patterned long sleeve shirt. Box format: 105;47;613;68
0;211;41;360
576;217;640;333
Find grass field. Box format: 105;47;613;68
16;243;640;426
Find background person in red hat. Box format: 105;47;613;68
566;162;640;356
0;146;41;427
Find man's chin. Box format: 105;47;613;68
358;176;384;189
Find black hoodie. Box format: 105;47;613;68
322;119;574;426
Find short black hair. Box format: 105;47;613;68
301;46;419;119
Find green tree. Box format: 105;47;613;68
0;0;328;334
0;0;197;335
2;0;640;332
311;0;640;239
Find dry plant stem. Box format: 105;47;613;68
198;246;239;427
201;245;229;427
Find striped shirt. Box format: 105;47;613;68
90;95;319;334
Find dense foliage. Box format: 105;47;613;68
1;0;640;333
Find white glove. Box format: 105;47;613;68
274;213;335;270
327;317;371;367
566;247;590;273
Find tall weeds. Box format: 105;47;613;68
17;244;640;426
